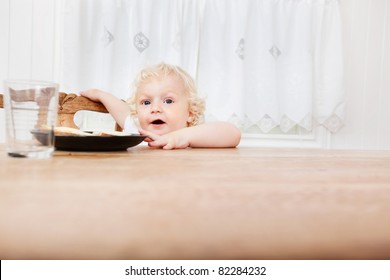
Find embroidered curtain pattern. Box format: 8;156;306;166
62;0;344;133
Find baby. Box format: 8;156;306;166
80;63;241;149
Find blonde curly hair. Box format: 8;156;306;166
127;63;205;127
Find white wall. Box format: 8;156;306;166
1;0;390;150
331;0;390;150
0;0;61;142
0;0;61;81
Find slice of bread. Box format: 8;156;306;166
54;127;91;136
53;127;132;136
92;130;132;136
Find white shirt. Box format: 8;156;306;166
123;115;139;134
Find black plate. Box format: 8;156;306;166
32;130;146;151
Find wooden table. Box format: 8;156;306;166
1;145;390;259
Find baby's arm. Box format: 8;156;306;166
140;122;241;149
80;89;129;129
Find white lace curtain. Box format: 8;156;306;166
62;0;345;133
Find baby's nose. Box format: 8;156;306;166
151;103;162;113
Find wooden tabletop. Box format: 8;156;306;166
1;146;390;259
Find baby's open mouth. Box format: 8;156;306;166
151;119;165;125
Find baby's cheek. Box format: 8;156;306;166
136;115;148;129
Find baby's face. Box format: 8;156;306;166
135;74;191;135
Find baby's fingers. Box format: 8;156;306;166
147;138;168;148
162;142;175;150
138;128;168;147
79;90;96;101
139;128;158;141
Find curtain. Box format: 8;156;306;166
62;0;344;133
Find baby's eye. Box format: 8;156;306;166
141;100;151;105
164;98;174;104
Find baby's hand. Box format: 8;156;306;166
79;89;105;102
139;128;190;150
